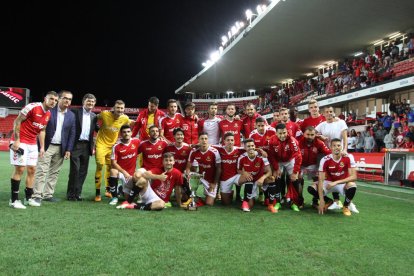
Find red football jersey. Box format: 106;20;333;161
301;115;326;132
237;153;269;182
150;167;183;202
164;143;191;171
138;139;168;170
285;121;302;138
319;154;356;182
249;127;276;150
297;136;331;167
188;146;221;183
215;146;245;181
159;113;184;142
182;116;199;145
111;138;140;175
242;113;264;138
267;134;302;174
14;102;51;145
219;118;243;146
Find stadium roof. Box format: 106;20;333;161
175;0;414;95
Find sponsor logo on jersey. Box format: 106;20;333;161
221;159;236;164
32;122;46;129
147;154;162;159
121;153;136;159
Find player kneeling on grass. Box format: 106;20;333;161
116;168;165;211
316;138;358;216
143;152;184;207
237;139;273;212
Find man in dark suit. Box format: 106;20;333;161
67;93;97;200
32;90;76;204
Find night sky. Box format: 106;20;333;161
1;0;261;107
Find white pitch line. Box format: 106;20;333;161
359;191;414;203
358;183;414;195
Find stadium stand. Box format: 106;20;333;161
0;114;17;138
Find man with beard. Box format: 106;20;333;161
267;123;302;212
138;125;168;170
297;126;331;208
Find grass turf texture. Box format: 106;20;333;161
0;152;413;275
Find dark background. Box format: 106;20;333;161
0;0;261;107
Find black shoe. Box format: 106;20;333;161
75;196;83;201
67;196;76;201
43;197;60;202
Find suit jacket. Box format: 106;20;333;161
71;107;98;155
44;106;76;156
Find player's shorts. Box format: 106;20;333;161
279;159;295;175
9;142;38;166
220;174;241;193
300;165;317;180
323;180;346;196
201;178;218;198
95;145;112;166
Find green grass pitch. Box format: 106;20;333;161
0;152;413;275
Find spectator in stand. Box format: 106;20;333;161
381;112;393;132
345;113;354;124
347;130;357;153
408;34;414;58
384;128;395;149
401;136;414;149
363;132;376;153
374;125;387;152
392;112;402;129
355;132;364;152
395;126;405;148
406;126;414;142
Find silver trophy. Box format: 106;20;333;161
186;160;205;211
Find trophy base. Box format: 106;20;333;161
187;205;198;211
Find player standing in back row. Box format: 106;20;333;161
9;91;58;209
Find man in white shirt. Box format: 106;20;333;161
32;91;76;205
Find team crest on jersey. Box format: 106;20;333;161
312;147;317;153
157;145;163;150
285;145;290;151
176;119;180;123
339;161;345;168
255;162;261;168
45;115;50;122
206;156;211;161
234;123;239;128
131;144;136;149
182;150;186;155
